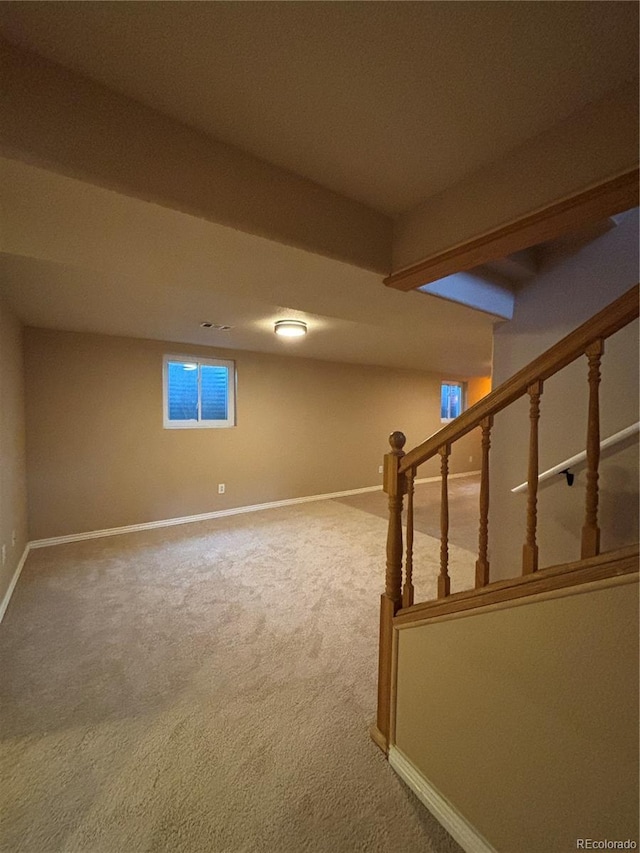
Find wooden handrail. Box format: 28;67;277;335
399;284;639;475
372;284;638;755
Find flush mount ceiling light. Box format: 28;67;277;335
274;319;307;338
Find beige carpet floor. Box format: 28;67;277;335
337;475;482;555
0;496;477;853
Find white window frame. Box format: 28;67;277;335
440;380;466;423
163;354;236;429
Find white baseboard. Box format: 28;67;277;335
28;471;481;550
388;745;497;853
28;484;386;548
5;471;480;617
0;544;31;624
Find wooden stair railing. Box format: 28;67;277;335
372;284;639;752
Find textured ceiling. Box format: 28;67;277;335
0;1;637;215
0;3;637;376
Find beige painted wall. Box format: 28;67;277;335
488;209;639;579
394;578;639;853
0;296;28;605
24;328;482;540
393;83;639;270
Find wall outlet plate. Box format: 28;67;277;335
218;484;225;494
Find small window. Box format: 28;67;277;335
440;382;465;421
163;355;236;429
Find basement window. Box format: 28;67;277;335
440;382;465;422
163;355;236;429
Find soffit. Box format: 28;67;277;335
0;2;637;216
0;157;494;376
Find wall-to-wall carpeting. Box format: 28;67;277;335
0;494;477;852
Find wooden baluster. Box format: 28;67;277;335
475;416;493;588
438;445;451;598
582;340;604;558
402;466;415;608
522;380;543;574
375;431;406;751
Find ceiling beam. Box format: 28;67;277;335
385;168;639;292
0;39;392;275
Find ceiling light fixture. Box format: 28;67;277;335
274;319;307;338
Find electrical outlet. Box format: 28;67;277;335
469;456;473;463
11;529;16;547
218;483;225;494
1;545;5;566
378;465;384;474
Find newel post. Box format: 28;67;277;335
373;431;406;753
